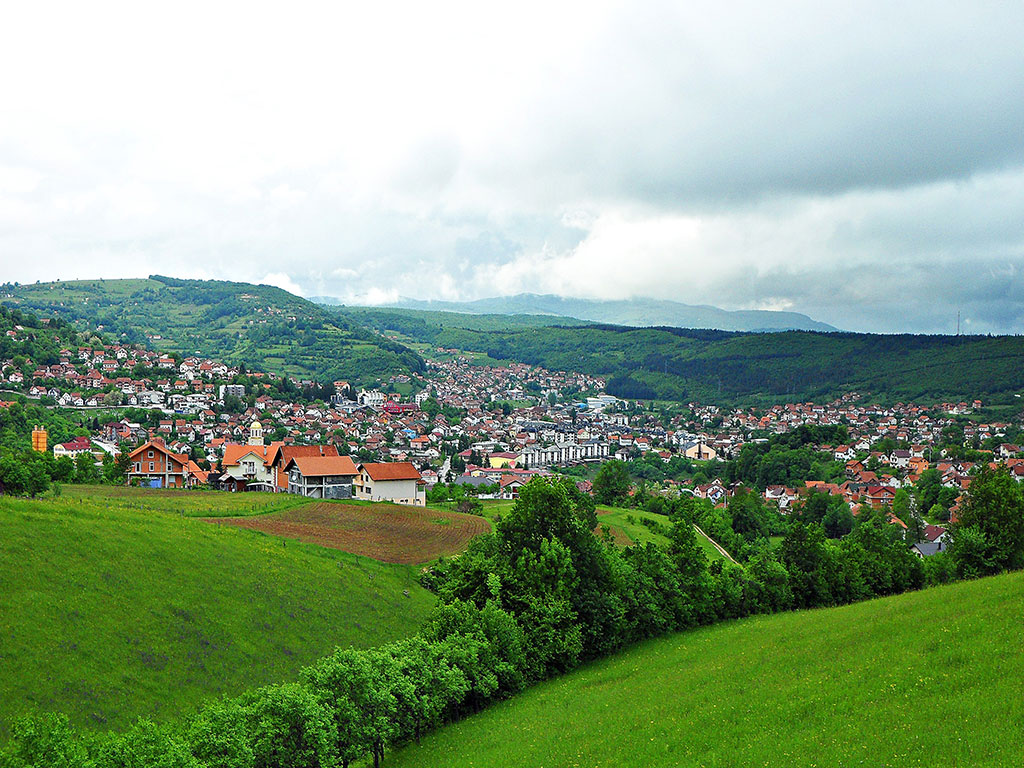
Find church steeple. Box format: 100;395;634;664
249;420;264;446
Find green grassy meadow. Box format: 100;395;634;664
388;571;1024;768
0;488;434;735
60;483;311;518
596;505;730;561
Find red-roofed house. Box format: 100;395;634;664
284;455;358;499
269;444;340;491
354;462;425;506
53;436;94;459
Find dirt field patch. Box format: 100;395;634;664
203;502;491;564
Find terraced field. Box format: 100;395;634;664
205;501;491;564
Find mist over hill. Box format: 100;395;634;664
354;293;839;332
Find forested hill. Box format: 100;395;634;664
336;306;1024;405
0;277;424;385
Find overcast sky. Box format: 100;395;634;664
1;2;1022;333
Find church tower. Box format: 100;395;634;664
248;420;264;446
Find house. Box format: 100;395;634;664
488;451;521;469
285;455;358;499
354;462;425;506
865;485;896;508
764;485;799;510
53;436;94;459
219;421;283;492
693;478;727;504
499;474;528;500
889;450;911;468
127;440;189;488
268;444;340;492
681;440;718;461
912;526;951;558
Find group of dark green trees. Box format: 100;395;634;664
4;468;1023;768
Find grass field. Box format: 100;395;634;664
0;488;435;736
206;501;492;564
387;571;1024;768
596;506;731;561
61;483;310;518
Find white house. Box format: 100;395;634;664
354;462;425;506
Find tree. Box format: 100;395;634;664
0;712;88;768
726;488;769;541
593;460;630;506
950;463;1024;576
73;453;100;484
93;718;199;768
0;453;31;495
238;683;335;768
185;699;254;768
822;502;855;539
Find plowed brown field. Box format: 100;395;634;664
203;502;491;564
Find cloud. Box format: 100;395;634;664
260;272;304;296
0;2;1022;333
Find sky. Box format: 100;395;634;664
1;1;1022;334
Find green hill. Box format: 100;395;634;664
0;486;434;736
336;307;1024;405
1;277;424;386
389;570;1024;768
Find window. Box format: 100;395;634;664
147;450;153;458
149;462;154;471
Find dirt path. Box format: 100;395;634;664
693;524;739;564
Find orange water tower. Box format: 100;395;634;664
31;425;48;452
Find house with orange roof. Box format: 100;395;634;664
284;454;358;499
269;444;340;491
219;421;284;491
354;462;425;506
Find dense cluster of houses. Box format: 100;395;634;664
8;333;1023;526
123;422;427;505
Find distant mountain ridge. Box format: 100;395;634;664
361;294;838;332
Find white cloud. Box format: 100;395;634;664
0;1;1022;332
260;272;304;296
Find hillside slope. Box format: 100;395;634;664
390;571;1024;768
0;487;434;735
340;308;1024;404
1;277;424;385
380;293;837;332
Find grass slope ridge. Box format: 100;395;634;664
0;486;434;735
390;570;1024;768
1;277;424;385
384;293;838;332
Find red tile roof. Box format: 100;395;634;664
286;455;358;477
361;462;421;481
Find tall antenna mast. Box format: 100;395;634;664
956;310;960;336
